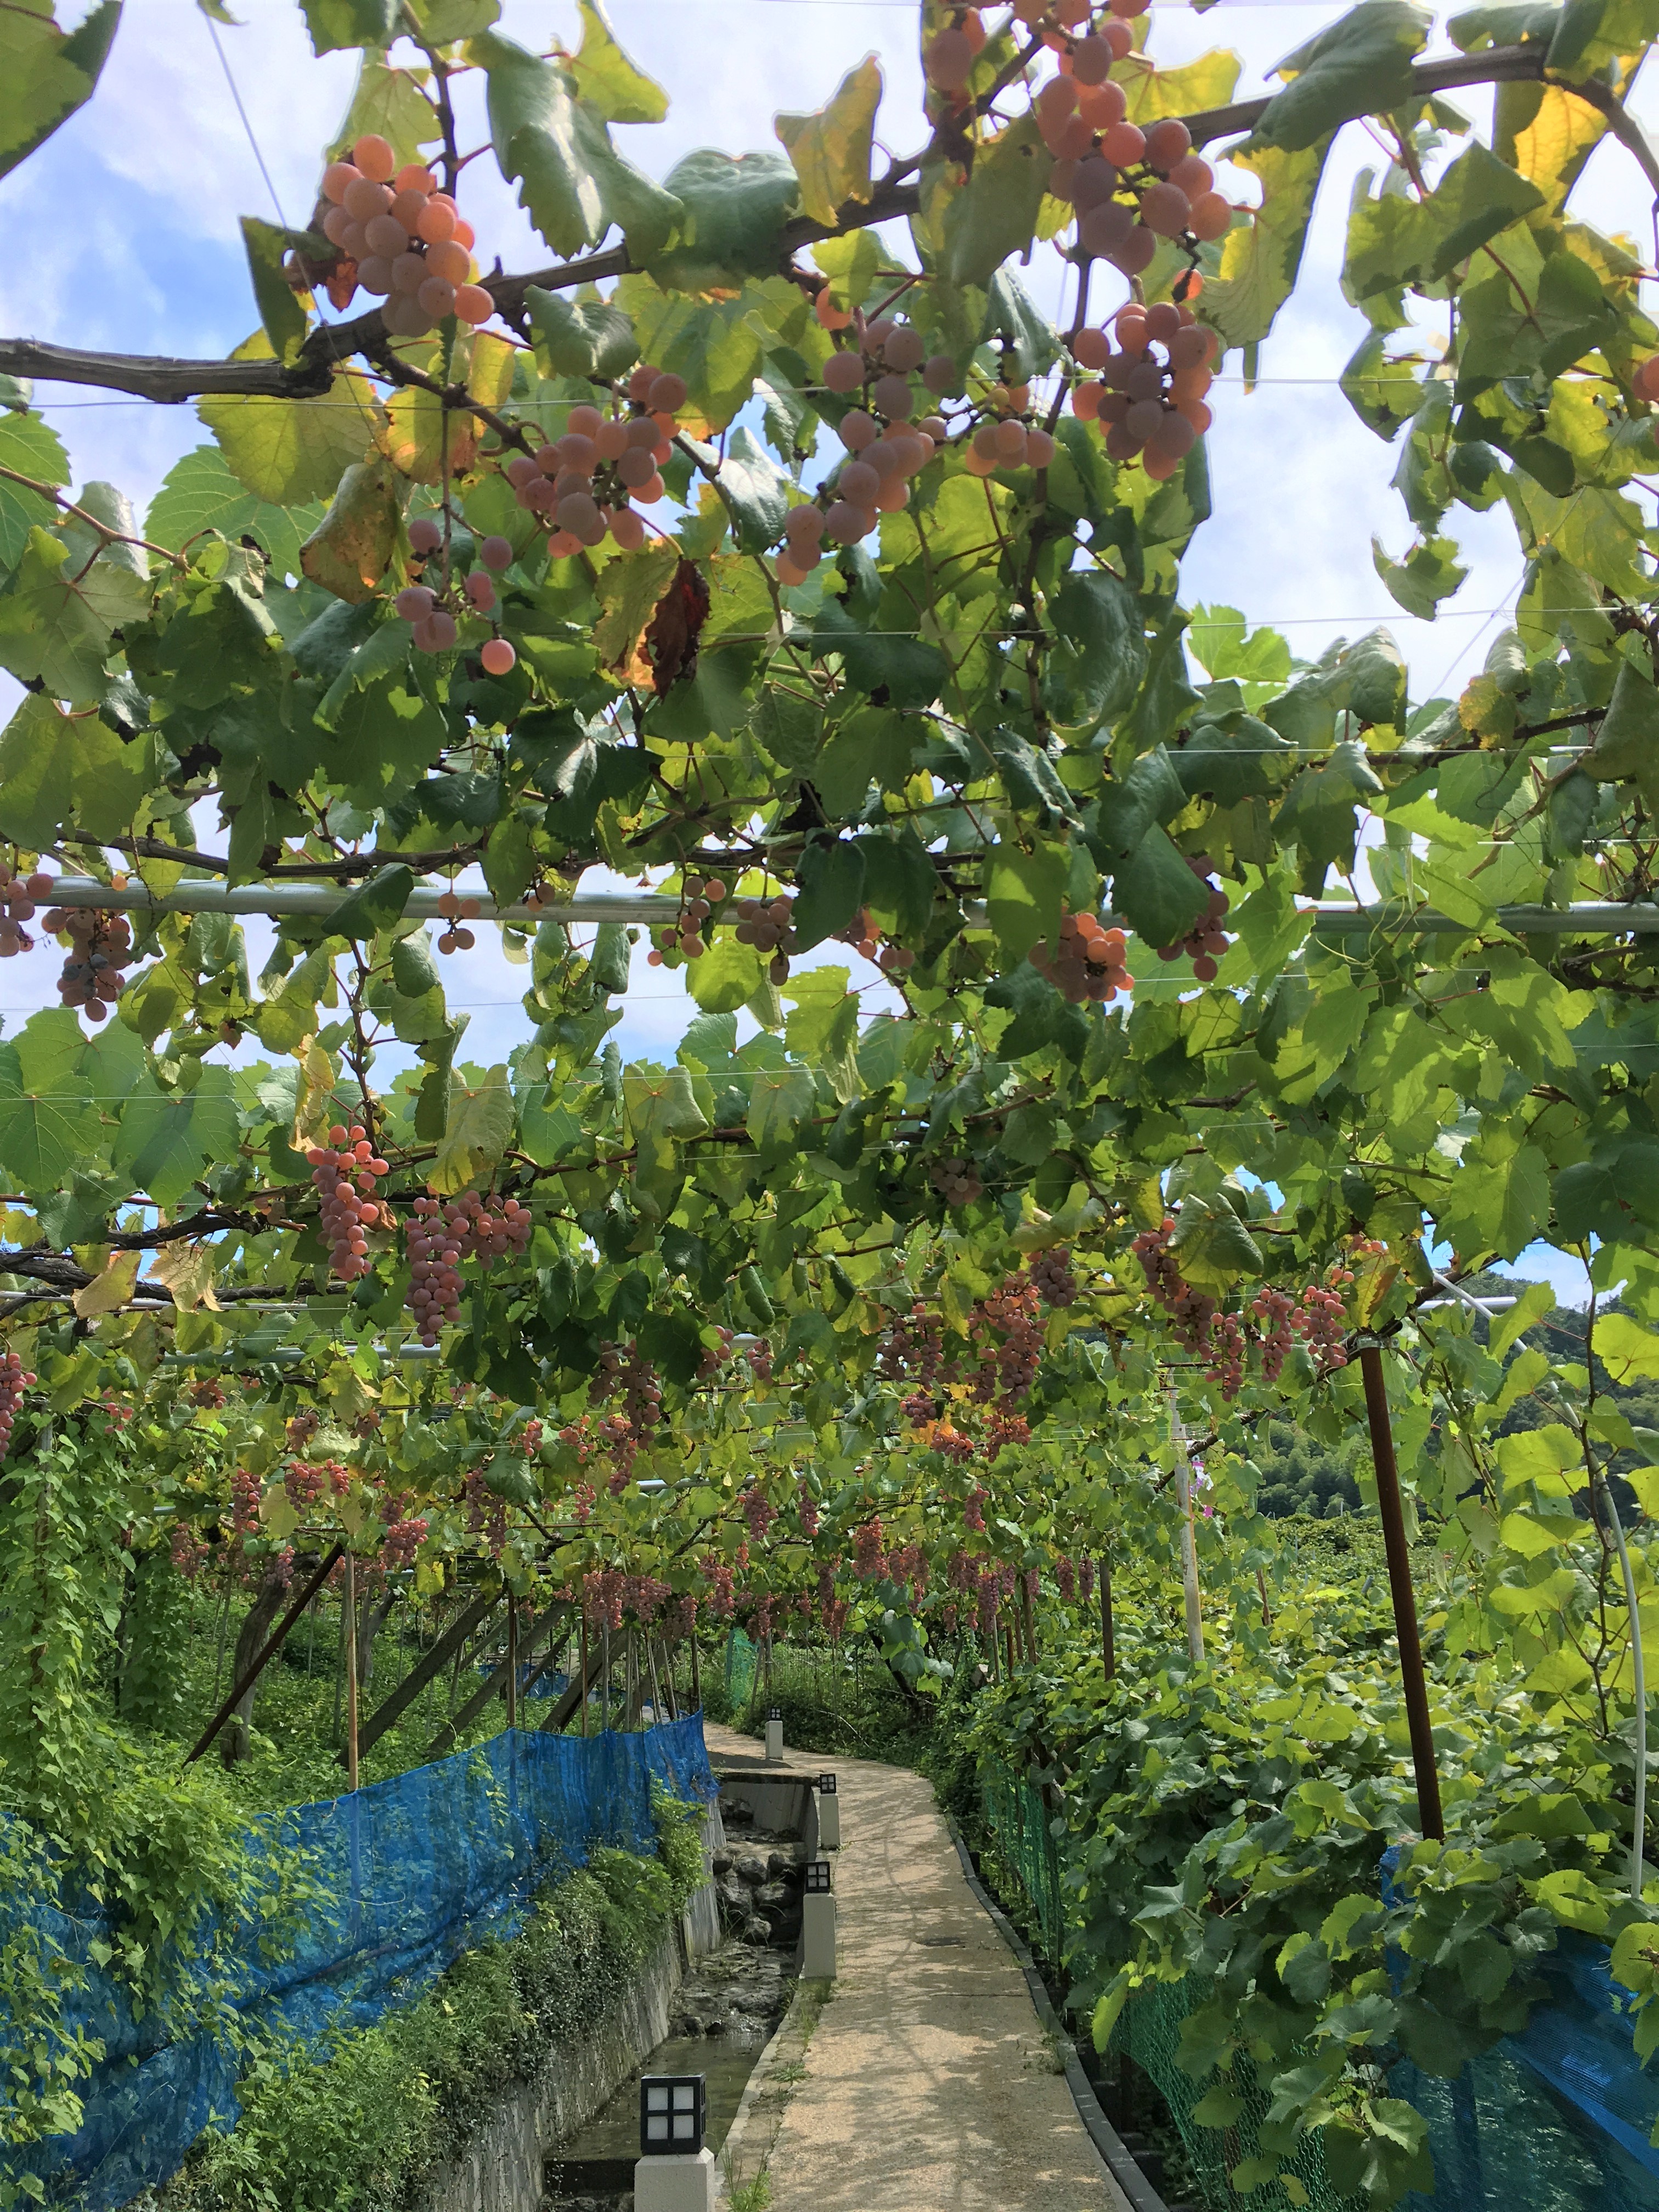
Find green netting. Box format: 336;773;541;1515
978;1757;1066;1971
726;1625;758;1708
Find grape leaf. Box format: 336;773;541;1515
570;0;666;125
776;54;883;228
0;0;121;181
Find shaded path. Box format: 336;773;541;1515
703;1722;1129;2212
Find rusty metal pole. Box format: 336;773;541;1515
1357;1338;1443;1841
1098;1554;1116;1683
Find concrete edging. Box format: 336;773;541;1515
944;1819;1175;2212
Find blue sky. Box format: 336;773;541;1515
3;0;1656;1302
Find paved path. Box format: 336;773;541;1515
703;1723;1130;2212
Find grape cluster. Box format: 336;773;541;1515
230;1468;262;1539
1207;1310;1247;1399
931;1156;984;1207
1130;1218;1218;1353
1028;908;1132;1002
405;1189;532;1344
1073;300;1218;481
1251;1285;1296;1383
1297;1285;1350;1374
821;403;946;545
189;1378;227;1410
320;134;493;334
972;1279;1043;1398
984;1407;1031;1461
504;371;679;560
1029;1246;1079;1306
741;1486;777;1542
649;870;728;967
1046;100;1229;283
0;870;52;958
0;1347;35;1455
878;1300;945;1385
381;1516;428;1572
836;905;917;978
1055;1555;1076;1602
286;1408;320;1453
594;1340;663;1434
435;887;481;955
1080;1555;1097;1602
697;1325;736;1381
394;518;517;669
733;893;798;984
852;1517;888;1579
307;1122;390;1282
963;415;1056;478
1157;856;1230;979
44;905;132;1023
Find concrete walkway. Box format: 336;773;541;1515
703;1722;1130;2212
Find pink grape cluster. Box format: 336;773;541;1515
852;1517;888;1579
836;904;918;978
286;1408;320;1453
1028;1248;1079;1306
284;1459;328;1509
1046;104;1229;277
733;893;799;984
435;885;482;955
797;1482;820;1538
741;1487;777;1541
406;1190;533;1345
1073;300;1218;480
1130;1219;1219;1354
816;408;948;548
230;1467;262;1539
320;134;492;335
1028;909;1133;1003
44;905;131;1022
394;518;517;670
1298;1285;1350;1374
307;1122;391;1282
381;1516;428;1572
877;1300;946;1385
0;1347;35;1455
650;870;727;968
1158;856;1231;979
697;1326;736;1381
931;1156;984;1207
962;415;1057;479
971;1279;1045;1399
1251;1285;1296;1382
984;1407;1031;1461
594;1341;663;1434
503;370;680;558
0;870;52;958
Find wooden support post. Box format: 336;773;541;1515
580;1613;590;1736
506;1597;518;1730
1098;1554;1116;1683
601;1621;612;1731
1357;1339;1443;1842
1020;1575;1038;1664
345;1553;360;1793
690;1629;702;1712
353;1587;498;1763
185;1543;344;1764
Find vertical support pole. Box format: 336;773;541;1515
691;1629;702;1712
344;1553;360;1793
506;1594;518;1730
1357;1339;1443;1842
1168;1389;1204;1663
601;1620;612;1732
1098;1554;1116;1683
1020;1575;1038;1663
580;1612;590;1737
1595;1470;1648;1898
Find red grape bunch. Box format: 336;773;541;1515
1296;1285;1350;1374
1073;299;1218;481
320;135;493;335
405;1189;533;1344
732;892;799;983
1045;99;1231;281
930;1156;985;1207
1130;1218;1219;1353
1028;908;1133;1003
836;905;917;978
0;870;51;958
504;370;680;558
697;1326;736;1382
307;1122;391;1282
1251;1285;1296;1382
286;1408;321;1453
592;1341;663;1436
0;1346;35;1455
44;904;132;1023
877;1300;946;1386
435;887;481;956
962;413;1057;479
381;1515;429;1572
1028;1247;1079;1306
972;1278;1044;1398
649;870;727;967
394;518;518;671
821;403;946;545
1157;856;1230;979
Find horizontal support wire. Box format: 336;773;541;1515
35;877;1659;939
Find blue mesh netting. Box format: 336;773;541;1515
2;1716;715;2212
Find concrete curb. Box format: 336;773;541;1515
713;1969;831;2205
944;1818;1175;2212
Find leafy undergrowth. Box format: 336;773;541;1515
701;1637;942;1765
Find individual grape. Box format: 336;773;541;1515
825;499;868;544
357;255;394;296
839;458;881;506
647;371;687;411
388;187;428;232
922;353;960;397
407;516;443;556
785;502;826;545
1140;182;1192;237
454;284;495;326
421;237;470;289
321;204;356;248
323;160;360;205
390;250;427;295
1099;120;1146;168
1144;117;1193;174
480;637;516;675
1078;78;1128;129
415;196;458;244
419;274;457;319
425;609;459;651
343;173;391;222
839;409;879;452
1189;192;1234;242
384;294;436;338
364;212;409;259
464;568;496;612
1071;32;1114;82
353;133;396;182
871;371;914;421
883;323;926;373
608;506;647;549
479;534;514;572
824;349;866;394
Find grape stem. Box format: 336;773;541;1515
0;464;187;572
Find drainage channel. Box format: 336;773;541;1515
545;1778;809;2209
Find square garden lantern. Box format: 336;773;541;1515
640;2075;706;2156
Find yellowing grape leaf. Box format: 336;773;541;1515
199;336;381;506
430;1064;515;1193
775;55;883;227
72;1250;139;1319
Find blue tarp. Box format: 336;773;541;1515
2;1716;715;2211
